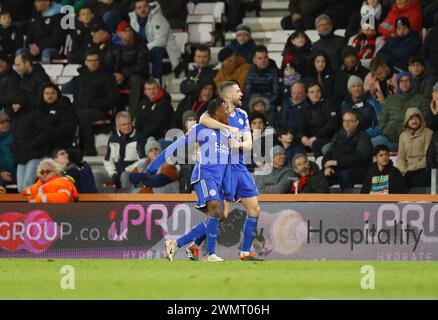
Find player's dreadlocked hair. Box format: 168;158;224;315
207;97;227;117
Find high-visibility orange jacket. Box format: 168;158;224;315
22;175;79;203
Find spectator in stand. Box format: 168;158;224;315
0;51;19;110
25;0;66;63
340;75;381;140
61;1;86;12
136;78;174;152
378;0;423;40
397;107;433;189
377;17;422;72
0;111;15;189
38;83;78;151
87;21;116;73
347;21;386;67
180;45;217;98
361;144;407;194
226;0;262;31
313;14;345;71
177;111;197;193
276;127;306;165
113;20;149;120
22;158;78;203
8;96;49;192
86;0;131;34
408;55;436;97
345;0;390;40
290;153;329;194
0;10;23;61
363;56;397;105
422;25;438;77
335;46;369;101
68;6;97;64
426;82;438;131
308;51;336;101
51;147;98;194
128;136;179;193
103;111;141;191
128;0;180;80
247;111;273;173
73;49;119;156
214;47;251;91
281;30;312;77
13;52;51;109
376;71;429;151
278;81;306;133
156;0;187;30
253;145;293;194
244;45;281;112
248;96;275;126
227;24;256;64
322;110;373;192
172;79;216;129
279;54;302;102
298;81;339;157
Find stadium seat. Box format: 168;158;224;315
270;51;283;68
62;64;81;77
193;2;225;24
173;31;189;55
55;75;73;86
209;46;223;65
186;14;216;46
267;43;284;53
304;30;320;43
186;2;195;14
269;30;293;44
241;17;282;32
42;64;64;82
334;29;346;37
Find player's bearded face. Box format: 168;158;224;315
232;85;243;106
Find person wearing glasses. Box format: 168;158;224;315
22;158;78;203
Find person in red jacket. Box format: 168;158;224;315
22;158;79;203
378;0;423;39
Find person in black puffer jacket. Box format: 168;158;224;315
282;30;312;77
307;50;337;101
7;95;49;192
38;83;79;152
322;109;373;191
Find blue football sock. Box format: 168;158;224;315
206;216;220;255
194;232;206;246
176;221;206;248
241;216;258;252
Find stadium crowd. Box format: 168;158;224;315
1;0;438;200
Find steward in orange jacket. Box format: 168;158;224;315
22;175;79;203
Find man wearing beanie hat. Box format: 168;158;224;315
253;145;294;194
0;51;19;109
376;71;429;150
341;75;381;138
377;16;422;71
214;47;251;90
336;46;369;100
228;24;256;64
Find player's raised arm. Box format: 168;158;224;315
199;112;239;134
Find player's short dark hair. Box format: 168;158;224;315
373;144;389;156
207;98;226;116
219;80;239;96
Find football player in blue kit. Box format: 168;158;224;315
147;98;231;262
199;81;263;261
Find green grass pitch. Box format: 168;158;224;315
1;259;437;299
